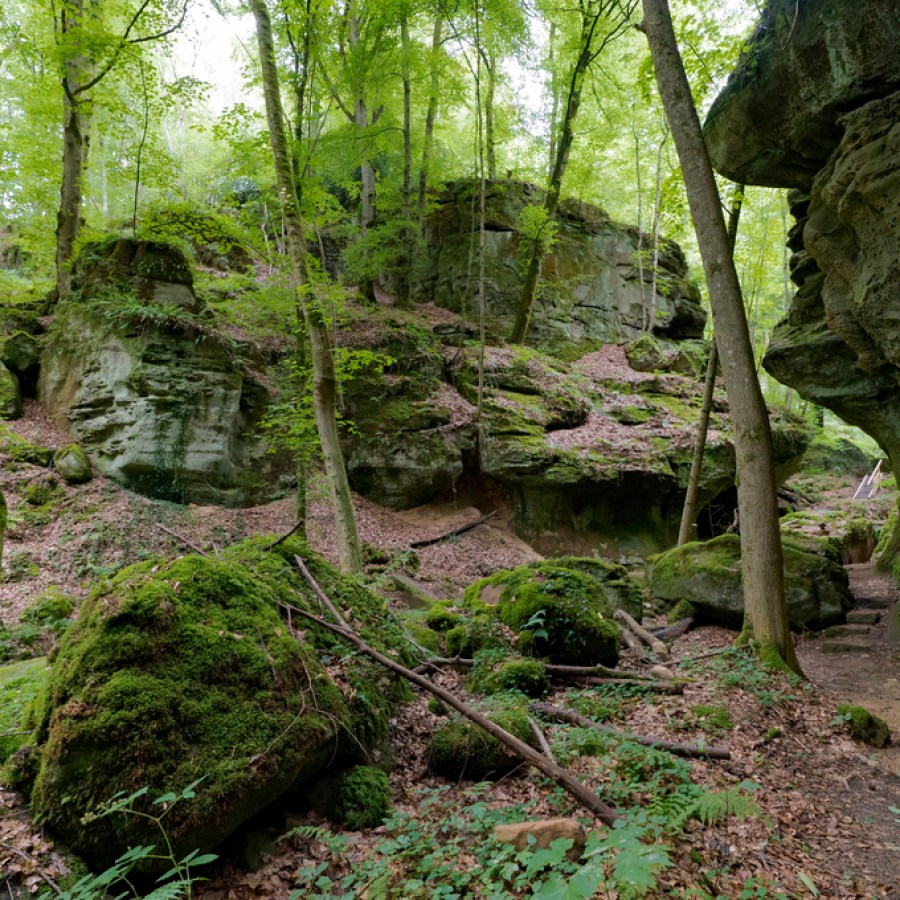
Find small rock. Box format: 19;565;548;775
53;443;92;484
822;623;871;638
0;360;22;420
649;664;675;681
493;819;586;860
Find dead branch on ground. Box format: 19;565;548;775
532;702;731;760
409;511;498;549
288;554;621;825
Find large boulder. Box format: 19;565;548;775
647;534;852;631
704;0;900;544
424;180;706;357
704;0;900;190
26;537;407;870
38;239;286;505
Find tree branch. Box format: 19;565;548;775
289;555;621;825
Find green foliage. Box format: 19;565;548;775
341;218;424;286
21;586;76;627
444;614;513;658
334;766;392;830
49;779;218;899
425;603;463;632
0;657;47;768
687;704;733;735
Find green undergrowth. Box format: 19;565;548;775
288;773;768;900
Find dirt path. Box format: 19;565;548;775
799;561;900;775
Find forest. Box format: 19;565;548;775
1;0;899;896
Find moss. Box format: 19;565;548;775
22;479;60;507
469;652;549;698
53;444;92;484
689;704;733;734
334;766;392;830
0;427;53;466
425;705;535;780
665;598;695;623
465;563;620;666
445;615;513;658
21;587;76;627
836;704;890;748
756;638;797;675
393;609;442;655
0;658;48;770
530;557;644;619
28;536;408;870
0;487;5;564
425;603;463;633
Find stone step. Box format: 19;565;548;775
819;639;872;654
853;596;893;610
822;623;872;639
847;610;881;625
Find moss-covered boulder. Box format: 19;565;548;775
333;765;392;830
27;537;407;870
836;704;891;748
781;509;875;564
53;443;92;484
647;534;852;631
0;360;22;419
465;563;620;666
1;330;40;381
425;706;535;780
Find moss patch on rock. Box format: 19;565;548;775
425;704;535;780
333;765;392;830
27;537;407;870
465;563;620;666
836;704;890;748
648;534;852;631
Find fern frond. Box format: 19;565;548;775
692;787;762;827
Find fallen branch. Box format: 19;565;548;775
648;618;694;642
418;657;655;681
618;626;651;660
154;523;209;557
676;646;736;666
264;519;305;551
409;510;498;549
614;609;669;660
528;716;556;763
289;555;621;825
531;703;730;760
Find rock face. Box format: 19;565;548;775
341;305;811;556
27;538;406;870
648;534;852;631
424;180;706;357
38;239;284;505
704;0;900;474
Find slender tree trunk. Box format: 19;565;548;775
484;49;496;180
641;0;800;674
547;22;558;180
397;5;413;307
251;0;362;575
417;9;442;230
678;185;744;546
348;7;375;235
648;123;668;332
630;115;646;325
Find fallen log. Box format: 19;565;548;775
648;618;694;642
614;609;669;660
531;703;731;760
409;511;498;549
289;555;621;826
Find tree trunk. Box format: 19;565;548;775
677;184;744;546
397;6;412;307
348;7;375;236
417;9;442;230
251;0;362;575
640;0;800;674
509;1;635;344
484;49;496;180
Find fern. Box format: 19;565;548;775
667;784;762;832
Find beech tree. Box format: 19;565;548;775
640;0;800;674
509;0;637;344
52;0;187;299
251;0;363;575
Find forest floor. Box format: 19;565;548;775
2;403;900;897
